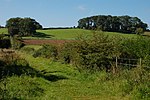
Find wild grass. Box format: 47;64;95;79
0;49;149;99
0;29;149;99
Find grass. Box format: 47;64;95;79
0;28;139;40
0;27;149;99
144;31;150;37
1;49;149;99
0;28;8;34
35;29;139;40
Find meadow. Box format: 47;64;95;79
0;28;138;40
0;28;149;99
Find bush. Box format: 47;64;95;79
58;42;77;64
119;36;150;68
135;28;144;35
0;76;44;100
33;44;58;60
20;47;35;54
0;51;37;79
0;39;11;48
11;36;24;49
58;33;118;72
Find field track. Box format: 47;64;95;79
22;39;75;45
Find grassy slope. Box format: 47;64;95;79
0;28;8;34
0;28;145;39
20;52;129;100
0;50;132;100
36;29;138;39
36;29;93;40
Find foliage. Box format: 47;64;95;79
0;39;11;48
78;15;148;33
58;42;77;64
119;36;150;67
58;32;118;72
20;46;35;54
10;36;24;49
0;51;37;79
33;44;58;60
135;28;144;35
0;76;44;100
6;17;42;36
10;51;149;100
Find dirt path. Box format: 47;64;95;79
22;39;75;45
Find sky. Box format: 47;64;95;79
0;0;150;28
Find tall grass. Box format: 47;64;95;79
18;47;150;99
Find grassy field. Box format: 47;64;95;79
0;51;132;99
0;30;149;99
0;28;8;34
0;46;149;99
0;28;140;40
36;29;138;40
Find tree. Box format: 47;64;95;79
135;28;144;35
6;17;42;49
78;15;148;34
19;18;36;36
6;17;42;36
6;17;22;36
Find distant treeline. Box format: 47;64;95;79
43;27;76;30
0;26;5;28
78;15;148;33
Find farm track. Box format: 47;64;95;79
22;39;75;45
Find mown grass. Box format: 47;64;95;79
36;29;139;40
0;28;139;40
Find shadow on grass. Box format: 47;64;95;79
0;59;68;82
32;32;54;38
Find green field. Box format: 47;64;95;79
0;28;149;99
0;28;140;40
36;29;139;39
0;51;131;99
0;28;8;34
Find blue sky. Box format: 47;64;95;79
0;0;150;28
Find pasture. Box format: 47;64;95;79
0;28;141;40
0;28;149;99
0;28;8;34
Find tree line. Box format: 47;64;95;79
78;15;148;33
6;17;42;36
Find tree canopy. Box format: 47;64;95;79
6;17;42;36
78;15;148;33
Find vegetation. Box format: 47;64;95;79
0;28;8;34
78;15;148;34
0;15;149;99
0;47;149;99
6;17;42;36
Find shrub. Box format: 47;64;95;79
135;28;144;35
119;36;150;68
0;39;11;48
0;51;37;79
58;33;118;72
20;47;35;54
11;36;24;49
58;42;77;64
33;44;58;60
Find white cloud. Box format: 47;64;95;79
78;5;86;11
